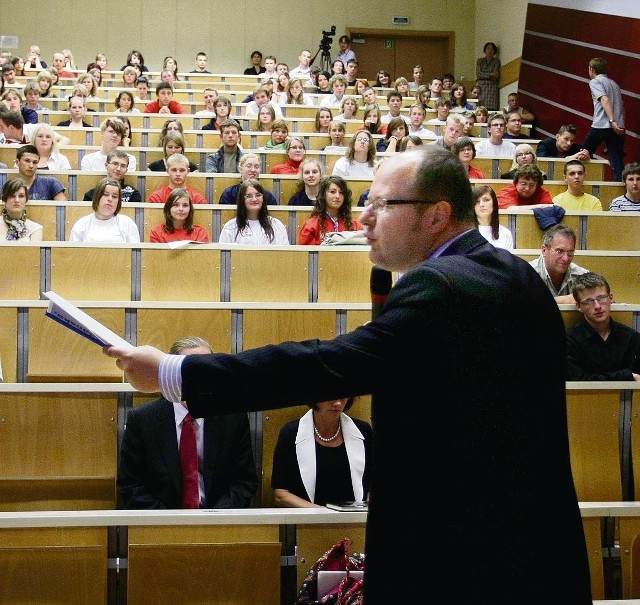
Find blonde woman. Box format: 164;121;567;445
500;143;546;180
32;123;72;170
282;77;314;106
75;73;99;100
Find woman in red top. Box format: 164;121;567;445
453;136;486;179
270;136;306;175
149;188;210;243
298;175;362;245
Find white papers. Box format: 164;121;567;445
42;291;133;349
166;240;206;249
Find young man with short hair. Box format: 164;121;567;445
51;52;74;78
553;160;602;211
22;81;45;112
83;150;141;204
503;92;535;123
407;104;437;140
0;108;69;145
334;35;356;66
245;85;283;118
426;98;451;124
567;271;640;381
80;117;136;171
14;144;67;200
434;114;464;150
205;119;243;173
409;65;424;91
503;110;532;139
194;88;218;116
191;52;211;74
536;124;589;161
148;153;207;204
289;49;312;81
143;82;185;115
345;59;358;87
381;90;410;126
475;113;517;158
320;74;348;108
609;162;640;211
263;56;277;78
1;64;20;87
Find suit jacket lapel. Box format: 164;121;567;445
153;399;182;494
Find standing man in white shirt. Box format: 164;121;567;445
334;35;356;65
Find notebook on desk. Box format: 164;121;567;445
317;570;364;598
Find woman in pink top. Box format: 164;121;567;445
149;188;210;243
298;176;362;245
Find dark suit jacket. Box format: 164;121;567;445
117;397;257;509
181;230;592;604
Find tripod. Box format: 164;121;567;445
311;42;332;73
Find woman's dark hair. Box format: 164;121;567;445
163;188;194;234
125;50;146;70
473;185;500;240
398;135;424;151
451;81;468;107
91;177;122;214
114;90;135;111
375;70;391;87
312;176;356;240
384;117;408;145
308;396;355;411
233;179;275;242
483;42;498;54
453;136;476;159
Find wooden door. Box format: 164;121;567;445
347;29;453;84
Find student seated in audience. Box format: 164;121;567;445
0;178;43;241
218;153;277;205
398;134;424;151
252;103;277;132
609;162;640;211
332;129;377;179
298;175;362;244
271;396;373;507
377;117;409;153
454;136;486;179
314;70;332;95
2;88;37;125
270;136;306;175
473;185;514;251
202;96;233;132
156;118;184;147
503;110;532;139
143;82;185;115
259;119;288;151
374;69;392;89
22;81;45;113
434;113;464;151
381;90;410;127
287;158;323;206
427;75;444;103
450;81;475;113
218;179;289;245
149;188;210;244
462;111;476;136
25;45;46;71
414;84;432;112
281;76;314;106
406;104;437;140
320;74;348;108
361;103;383;135
205;119;243;173
324;120;347;152
69;177;140;242
148;154;207;204
114;90;140;114
393;76;409;97
56;95;92;128
243;50;265;76
475;112;516;158
245;84;284;118
536;124;589;161
528;224;589;303
333;96;357;122
503;91;535;124
120;49;148;73
122;66;139;87
32;123;72;170
194;88;218;116
134;76;151;105
76;73;99;100
426;98;451;125
567;272;640;381
117;335;258;509
83;150;142;204
191;51;211;74
497;165;552;209
553;160;602;211
80;117;136;171
314;107;333;134
13;144;67;200
35;69;56;99
500;143;545;180
162;56;180;81
148;132;198;172
331;59;345;76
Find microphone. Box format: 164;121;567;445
370;265;392;321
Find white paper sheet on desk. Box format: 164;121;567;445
166;240;206;249
42;291;133;349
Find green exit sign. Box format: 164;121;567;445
384;40;393;49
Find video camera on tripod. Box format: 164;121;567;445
311;25;337;72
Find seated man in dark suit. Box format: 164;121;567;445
117;336;258;509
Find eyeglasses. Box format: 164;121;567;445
108;161;128;169
549;247;575;258
579;294;611;307
244;193;263;200
355;137;370;143
365;197;432;213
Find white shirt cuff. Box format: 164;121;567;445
159;354;185;403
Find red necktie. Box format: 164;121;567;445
179;413;200;509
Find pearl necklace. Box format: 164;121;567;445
314;422;341;442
